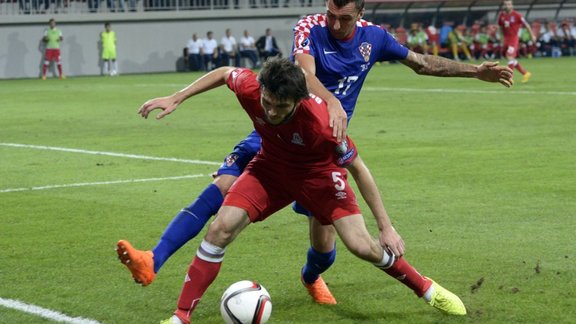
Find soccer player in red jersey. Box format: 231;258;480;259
136;58;466;323
497;0;536;83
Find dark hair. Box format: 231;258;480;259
49;18;55;23
105;22;111;27
331;0;364;10
258;57;309;102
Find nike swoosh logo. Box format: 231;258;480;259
323;50;337;54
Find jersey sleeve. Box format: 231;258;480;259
226;68;258;96
292;14;323;56
377;27;409;61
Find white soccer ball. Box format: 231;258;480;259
220;280;272;324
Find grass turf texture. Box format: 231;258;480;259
1;57;574;323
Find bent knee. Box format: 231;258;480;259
206;218;235;246
213;174;238;196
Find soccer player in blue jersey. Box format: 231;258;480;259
116;0;512;313
289;0;513;309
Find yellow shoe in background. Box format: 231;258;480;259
521;71;532;83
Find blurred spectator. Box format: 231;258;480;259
487;24;501;59
239;30;260;68
407;23;428;54
425;23;440;56
439;20;454;52
394;26;408;46
539;21;562;57
519;26;537;58
220;28;239;67
89;0;122;12
470;26;491;60
256;28;282;61
449;25;472;60
202;31;219;71
186;33;204;71
560;19;575;56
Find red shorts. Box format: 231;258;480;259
223;161;360;225
502;42;519;58
45;49;61;62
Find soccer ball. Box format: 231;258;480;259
220;280;272;324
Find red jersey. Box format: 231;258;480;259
224;68;361;224
498;10;525;45
226;68;358;173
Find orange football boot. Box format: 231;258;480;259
116;240;155;286
302;275;337;304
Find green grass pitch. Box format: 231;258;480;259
1;57;575;323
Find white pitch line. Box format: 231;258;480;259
0;174;206;193
363;87;576;96
0;297;101;324
0;143;221;166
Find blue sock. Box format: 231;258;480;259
152;183;223;273
301;246;336;284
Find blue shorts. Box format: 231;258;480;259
217;130;312;217
216;129;261;177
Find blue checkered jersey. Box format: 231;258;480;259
292;14;409;120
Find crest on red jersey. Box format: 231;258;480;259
359;42;372;62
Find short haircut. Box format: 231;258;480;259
331;0;364;10
258;57;309;102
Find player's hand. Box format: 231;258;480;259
327;99;347;142
477;61;514;88
379;225;405;258
138;96;179;119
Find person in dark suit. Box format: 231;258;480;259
256;28;282;62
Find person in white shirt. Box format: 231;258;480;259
202;31;219;71
220;28;239;67
239;30;260;68
186;33;204;71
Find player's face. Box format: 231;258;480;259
504;0;513;12
260;89;298;125
326;0;364;40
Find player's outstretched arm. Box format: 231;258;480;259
400;51;514;88
295;53;347;142
346;155;405;257
138;66;236;120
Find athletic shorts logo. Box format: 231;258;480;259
335;191;347;200
359;42;372;62
225;153;239;167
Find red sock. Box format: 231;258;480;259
42;64;48;76
515;62;527;74
57;64;63;77
383;257;432;297
507;63;515;71
175;256;222;323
